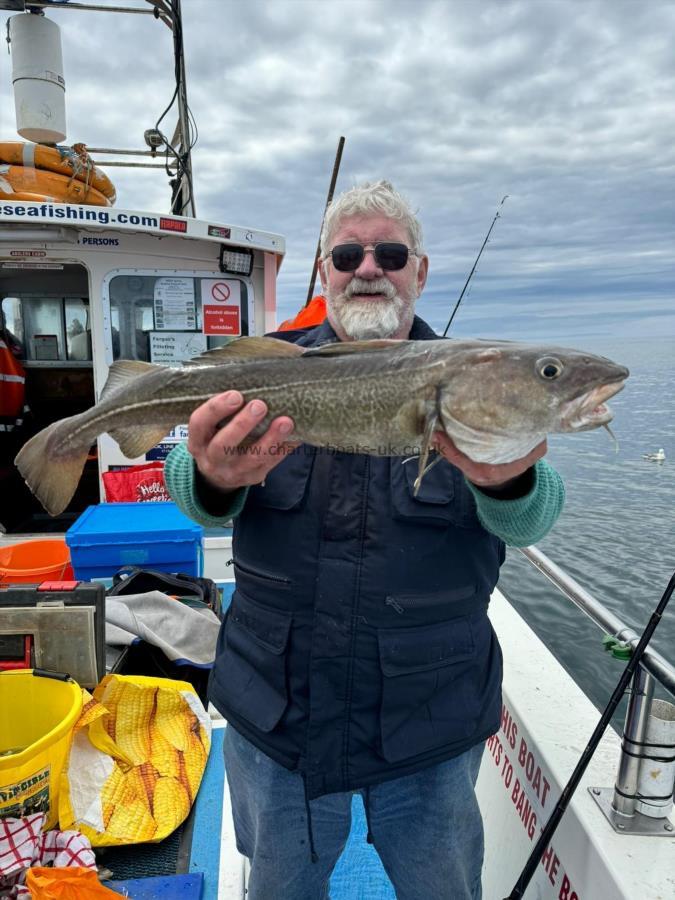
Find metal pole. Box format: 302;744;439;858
86;148;161;156
613;666;655;816
519;546;675;696
305;136;345;306
23;2;161;14
504;567;675;899
89;161;170;169
172;0;195;217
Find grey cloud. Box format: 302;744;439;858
1;0;673;341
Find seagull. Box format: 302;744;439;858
643;448;666;461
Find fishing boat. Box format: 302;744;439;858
0;3;673;899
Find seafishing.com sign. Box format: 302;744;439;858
201;279;242;335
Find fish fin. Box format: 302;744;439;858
413;454;443;495
185;337;304;365
15;419;90;516
108;425;172;460
100;360;162;403
302;339;403;357
413;410;440;495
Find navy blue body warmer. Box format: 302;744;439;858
208;317;505;799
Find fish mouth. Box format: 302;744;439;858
560;379;627;431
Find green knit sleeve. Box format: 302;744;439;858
466;459;565;547
164;442;248;527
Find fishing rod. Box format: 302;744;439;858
504;566;675;899
305;136;346;306
442;194;508;337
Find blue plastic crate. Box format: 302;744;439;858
66;502;203;581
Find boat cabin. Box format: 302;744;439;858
0;206;284;534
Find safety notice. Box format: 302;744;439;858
153;277;196;330
200;279;242;335
149;331;207;366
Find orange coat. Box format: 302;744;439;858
0;336;25;420
278;295;327;331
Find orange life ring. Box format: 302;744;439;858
0;164;111;207
0;190;48;203
0;141;116;202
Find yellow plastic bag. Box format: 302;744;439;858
26;867;124;899
59;675;211;846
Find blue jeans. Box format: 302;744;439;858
223;726;484;900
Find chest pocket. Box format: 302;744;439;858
246;445;316;510
390;455;481;529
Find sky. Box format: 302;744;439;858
1;0;674;344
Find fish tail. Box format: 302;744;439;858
14;416;92;516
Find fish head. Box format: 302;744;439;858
435;340;629;448
554;352;630;433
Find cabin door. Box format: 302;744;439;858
0;263;97;534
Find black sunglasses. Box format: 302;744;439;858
329;242;417;272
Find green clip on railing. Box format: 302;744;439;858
603;635;633;660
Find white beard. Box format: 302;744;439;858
327;277;416;340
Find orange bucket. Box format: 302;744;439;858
0;539;74;584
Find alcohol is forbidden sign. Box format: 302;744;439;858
200;279;242;335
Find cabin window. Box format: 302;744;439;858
107;273;250;364
1;293;92;363
65;298;94;360
0;296;23;354
21;297;63;360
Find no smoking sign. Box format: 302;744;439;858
201;279;241;335
211;282;231;302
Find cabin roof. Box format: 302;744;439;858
0;200;285;257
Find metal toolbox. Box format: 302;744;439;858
0;581;105;688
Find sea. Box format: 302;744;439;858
496;335;675;727
330;336;672;900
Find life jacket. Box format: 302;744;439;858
277;294;327;331
0;336;25;423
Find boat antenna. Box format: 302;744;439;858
158;0;197;217
442;194;508;337
305;136;346;307
503;566;675;900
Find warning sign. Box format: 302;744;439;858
210;282;230;302
200;279;242;336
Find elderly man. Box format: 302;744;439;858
165;181;564;900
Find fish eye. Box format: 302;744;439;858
536;357;563;380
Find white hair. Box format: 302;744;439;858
320;180;424;257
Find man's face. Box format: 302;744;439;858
319;213;429;341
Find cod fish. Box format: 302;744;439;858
15;336;629;516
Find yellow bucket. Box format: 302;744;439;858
0;670;82;829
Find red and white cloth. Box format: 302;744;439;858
0;814;96;898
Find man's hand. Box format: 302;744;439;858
433;432;547;492
187;390;299;493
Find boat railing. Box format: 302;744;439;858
518;546;675;836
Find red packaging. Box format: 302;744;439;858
102;463;169;503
